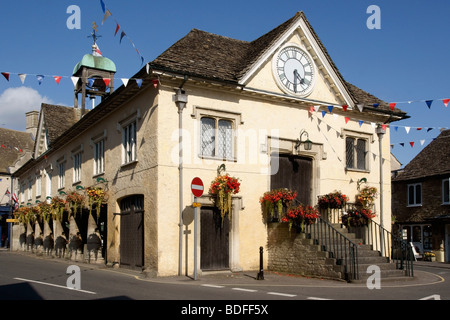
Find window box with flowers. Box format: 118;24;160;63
208;172;240;221
341;208;376;227
282;204;320;233
318;191;349;210
318;191;349;223
260;188;297;222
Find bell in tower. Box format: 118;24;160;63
73;22;116;114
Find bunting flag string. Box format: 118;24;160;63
99;0;145;66
0;143;24;153
0;71;158;89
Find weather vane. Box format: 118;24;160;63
88;22;102;45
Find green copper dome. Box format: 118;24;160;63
73;54;116;75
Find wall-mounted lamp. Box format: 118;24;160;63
173;88;188;112
295;130;313;151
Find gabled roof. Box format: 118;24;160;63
393;129;450;181
0;128;34;174
150;11;406;117
34;104;82;157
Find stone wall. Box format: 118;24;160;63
267;222;344;280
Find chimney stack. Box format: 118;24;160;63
26;110;39;139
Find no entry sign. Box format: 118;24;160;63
191;177;204;198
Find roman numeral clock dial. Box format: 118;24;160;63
273;45;315;97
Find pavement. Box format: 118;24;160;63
2;248;448;288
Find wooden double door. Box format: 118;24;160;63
271;154;313;205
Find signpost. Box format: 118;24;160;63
191;177;204;280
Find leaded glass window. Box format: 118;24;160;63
200;116;234;160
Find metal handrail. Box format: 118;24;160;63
304;217;360;281
325;203;414;277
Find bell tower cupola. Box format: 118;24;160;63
73;22;116;114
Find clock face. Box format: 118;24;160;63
273;45;315;96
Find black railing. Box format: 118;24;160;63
323;203;414;277
304;217;360;281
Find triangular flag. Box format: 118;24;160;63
88;78;95;87
420;139;425;146
309;106;314;113
120;31;126;43
342;105;348;112
399;143;405;147
425;100;433;109
345;117;350;124
136;79;143;88
115;24;120;36
71;76;79;87
405;126;410;134
314;105;320;112
357;104;364;112
328;105;333;113
416;127;422;131
36;75;44;85
121;78;129;87
358;120;364;127
1;72;10;81
382;124;387;131
389;102;396;110
18;73;26;84
443;99;449;107
152;79;159;88
146;63;151;74
54;76;62;84
321;111;327;118
393;126;398;132
103;78;111;86
370;122;376;129
102;9;111;24
373;103;379;108
100;0;106;13
410;142;414;147
427;128;433;132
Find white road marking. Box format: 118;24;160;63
267;292;297;297
14;277;97;295
201;284;225;288
232;287;258;292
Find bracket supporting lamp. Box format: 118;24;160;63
173;88;188;113
295;130;313;151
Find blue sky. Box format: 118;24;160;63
0;0;448;167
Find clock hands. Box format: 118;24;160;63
293;69;305;93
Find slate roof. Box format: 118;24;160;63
0;128;34;174
39;104;82;146
393;129;450;181
150;11;406;117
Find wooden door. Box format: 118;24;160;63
201;207;229;270
120;195;144;269
271;154;312;205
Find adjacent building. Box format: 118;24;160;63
392;129;450;261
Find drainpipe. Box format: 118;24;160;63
174;88;188;276
376;124;386;255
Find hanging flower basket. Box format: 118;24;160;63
208;174;240;220
341;208;376;227
86;187;107;220
318;191;348;210
282;204;320;232
356;186;378;209
66;191;85;218
260;188;297;221
50;196;66;221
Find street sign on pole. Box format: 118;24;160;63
191;177;204;197
190;177;204;280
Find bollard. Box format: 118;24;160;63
257;246;264;280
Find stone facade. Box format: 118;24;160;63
267;222;344;280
